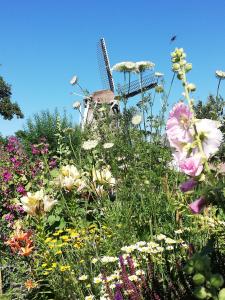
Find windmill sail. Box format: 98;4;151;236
97;38;115;92
118;74;157;98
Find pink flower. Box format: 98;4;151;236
189;196;206;214
166;102;193;150
179;155;203;177
180;178;197;192
3;171;12;182
194;119;223;158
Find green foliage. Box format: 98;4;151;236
0;76;24;120
15;109;82;155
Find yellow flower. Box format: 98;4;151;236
60;265;71;272
52;263;57;268
56;250;62;255
60;235;70;241
44;237;52;243
42;263;47;268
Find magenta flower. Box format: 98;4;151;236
3;171;12;182
17;185;26;195
166;102;193;150
180;178;197;192
31;145;40;155
179;156;203;177
189;196;206;214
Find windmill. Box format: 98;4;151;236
72;38;158;127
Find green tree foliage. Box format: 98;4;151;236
16;109;81;154
0;75;24;120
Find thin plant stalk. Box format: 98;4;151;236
216;78;221;99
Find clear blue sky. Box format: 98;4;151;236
0;0;225;136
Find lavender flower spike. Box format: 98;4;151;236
189;196;206;214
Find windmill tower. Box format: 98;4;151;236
72;38;158;128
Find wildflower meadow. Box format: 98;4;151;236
1;41;225;300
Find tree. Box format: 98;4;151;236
0;75;24;120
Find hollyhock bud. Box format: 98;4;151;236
187;83;196;92
180;178;197;192
189;196;206;214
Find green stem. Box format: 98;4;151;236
216;78;221;100
182;68;210;174
139;72;147;138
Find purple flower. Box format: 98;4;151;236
17;185;26;195
4;213;14;222
31;145;40;155
3;171;12;182
180;178;197;192
189;196;206;214
49;159;57;169
114;284;123;300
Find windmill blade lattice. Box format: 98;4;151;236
97;38;115;92
118;74;157;98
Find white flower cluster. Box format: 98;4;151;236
215;70;225;79
112;61;155;73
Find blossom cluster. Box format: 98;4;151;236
20;189;57;216
55;164;116;197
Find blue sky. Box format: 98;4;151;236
0;0;225;136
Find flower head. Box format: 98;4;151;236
166;102;193;150
135;61;155;72
82;139;99;150
189;196;206;214
179;155;203;177
194;119;223;158
103;142;114;149
70;75;78;85
72;101;81;109
131;114;142;125
112;62;136;72
215;70;225;79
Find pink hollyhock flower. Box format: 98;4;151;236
189;196;206;214
179;155;203;177
180;178;197;192
194;119;223;158
166;102;193;150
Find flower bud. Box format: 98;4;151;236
180;60;187;66
210;274;224;289
187;83;196;92
177;73;184;80
218;288;225;300
185;63;192;72
172;63;180;71
193;287;209;299
193;273;205;285
155;85;164;93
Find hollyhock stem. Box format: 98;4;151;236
182;68;210;174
